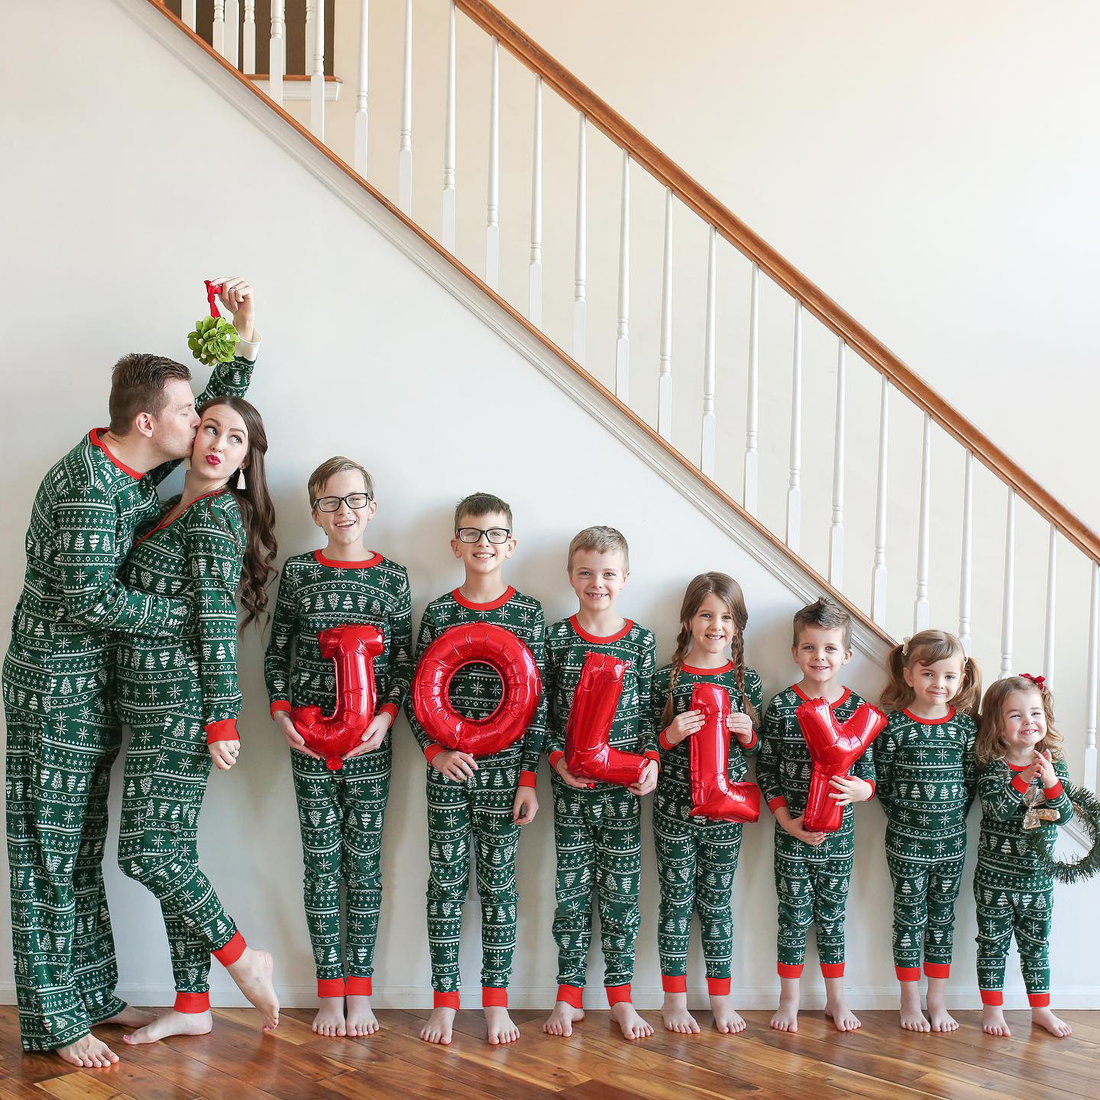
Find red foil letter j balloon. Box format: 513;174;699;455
795;697;887;832
688;683;761;822
291;625;384;771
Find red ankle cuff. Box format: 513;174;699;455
1028;992;1051;1008
980;989;1003;1006
213;931;246;966
820;963;845;978
706;976;731;996
174;991;210;1013
895;965;921;982
923;962;950;979
434;991;460;1010
605;984;631;1006
777;963;804;978
661;974;687;993
317;978;346;998
557;984;583;1009
482;986;507;1007
346;976;372;997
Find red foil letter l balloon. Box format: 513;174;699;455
688;683;761;822
795;697;887;832
291;625;384;771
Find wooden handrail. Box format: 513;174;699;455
456;0;1100;568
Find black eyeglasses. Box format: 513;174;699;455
455;527;512;544
313;493;373;513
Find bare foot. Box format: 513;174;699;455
661;992;700;1035
612;1000;654;1040
770;996;799;1032
982;1005;1011;1037
124;1010;212;1045
226;947;279;1031
312;999;346;1038
543;1000;585;1036
709;994;746;1035
824;999;862;1032
484;1005;520;1045
419;1006;455;1045
928;1001;958;1033
346;995;380;1037
899;983;930;1033
56;1033;119;1068
101;1006;155;1029
1032;1006;1072;1038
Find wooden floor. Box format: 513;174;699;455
2;1006;1099;1100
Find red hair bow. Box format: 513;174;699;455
1020;672;1047;692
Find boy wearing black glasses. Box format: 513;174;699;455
406;492;547;1047
264;456;413;1040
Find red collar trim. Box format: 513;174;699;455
1007;760;1030;772
89;428;144;479
793;684;852;709
682;660;733;676
452;585;515;611
315;549;382;570
134;489;230;549
570;615;633;644
903;706;956;725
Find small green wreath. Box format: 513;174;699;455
1026;780;1100;884
187;314;239;367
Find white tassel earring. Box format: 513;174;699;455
236;468;247;491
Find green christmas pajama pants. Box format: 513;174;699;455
551;775;641;1002
975;871;1054;1006
653;804;742;995
425;753;520;1003
774;824;853;977
291;744;390;998
887;849;965;980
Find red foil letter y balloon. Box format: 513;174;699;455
688;682;761;822
565;652;648;786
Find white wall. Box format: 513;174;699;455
0;0;1096;1010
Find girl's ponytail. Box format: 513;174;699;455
879;641;911;712
951;654;983;718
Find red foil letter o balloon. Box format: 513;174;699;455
564;652;648;787
796;697;887;832
688;682;761;822
291;624;384;771
412;622;542;757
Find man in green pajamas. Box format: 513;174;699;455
405;492;546;1048
541;527;658;1042
3;279;258;1066
265;456;413;1039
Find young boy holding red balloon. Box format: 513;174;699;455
404;492;547;1047
756;596;875;1034
264;457;413;1039
541;527;658;1042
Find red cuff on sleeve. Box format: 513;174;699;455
644;750;660;773
658;727;674;751
767;795;789;814
379;702;399;722
1044;781;1064;800
864;778;876;799
548;750;565;769
518;770;537;788
425;743;446;763
1011;772;1032;795
740;729;757;751
206;718;239;744
270;699;291;716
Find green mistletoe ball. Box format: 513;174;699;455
187;315;239;366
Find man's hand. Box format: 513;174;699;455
628;759;659;797
432;749;478;782
344;712;393;759
273;710;321;759
212;276;256;342
513;786;538;825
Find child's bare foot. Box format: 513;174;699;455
124;1009;213;1045
543;1000;585;1036
982;1005;1011;1036
927;1001;958;1033
1032;1006;1072;1037
661;992;700;1035
824;998;862;1032
484;1005;520;1045
56;1033;119;1068
226;947;279;1031
709;994;746;1034
419;1006;455;1045
101;1006;155;1029
899;983;931;1032
312;999;346;1037
346;995;380;1037
612;1000;654;1040
770;994;799;1032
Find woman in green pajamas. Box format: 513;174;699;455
652;572;760;1036
114;396;280;1044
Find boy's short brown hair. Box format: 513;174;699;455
108;353;192;434
567;526;630;572
308;456;375;507
454;492;512;531
792;595;852;649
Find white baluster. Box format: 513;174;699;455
309;0;325;140
442;0;456;252
871;377;889;626
1043;526;1057;687
1000;489;1015;679
398;0;413;215
615;151;631;402
700;227;717;477
353;0;369;176
243;0;256;72
913;413;931;632
786;301;802;552
225;0;239;68
1086;563;1099;791
305;1;315;80
958;451;973;654
572;115;587;364
828;339;846;587
657;187;672;441
213;0;226;57
743;263;759;516
182;0;197;31
269;0;285;106
485;37;499;290
529;76;543;327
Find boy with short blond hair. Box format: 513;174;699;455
406;492;547;1047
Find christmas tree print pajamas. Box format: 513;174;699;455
264;550;413;999
2;348;255;1050
875;707;976;981
403;587;547;1009
756;685;874;978
974;756;1073;1007
544;616;657;1009
651;662;761;995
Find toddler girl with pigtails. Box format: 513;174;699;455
875;629;981;1033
